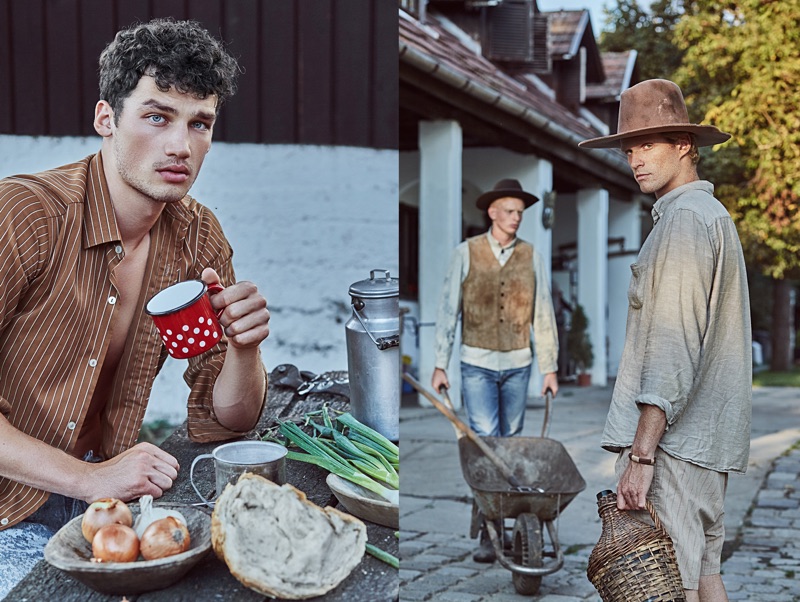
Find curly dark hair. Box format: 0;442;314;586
98;18;241;120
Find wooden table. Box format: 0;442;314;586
5;365;399;602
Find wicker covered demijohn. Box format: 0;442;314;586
587;490;685;602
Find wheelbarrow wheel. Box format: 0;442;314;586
511;512;543;595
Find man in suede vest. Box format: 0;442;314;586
431;178;559;562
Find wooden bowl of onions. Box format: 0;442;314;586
44;499;211;595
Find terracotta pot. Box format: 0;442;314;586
577;373;592;387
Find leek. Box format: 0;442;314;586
365;543;399;569
280;423;399;505
336;413;399;458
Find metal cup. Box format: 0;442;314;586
190;440;287;506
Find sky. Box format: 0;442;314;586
540;0;614;34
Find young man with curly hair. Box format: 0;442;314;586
0;19;270;594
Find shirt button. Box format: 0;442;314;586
108;296;117;305
115;245;123;255
89;359;97;367
0;518;8;526
67;421;76;430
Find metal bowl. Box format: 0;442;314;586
326;474;399;529
43;502;211;595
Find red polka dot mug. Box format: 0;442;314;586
145;279;224;359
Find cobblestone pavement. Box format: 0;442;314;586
723;448;800;601
399;385;800;601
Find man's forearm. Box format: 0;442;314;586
212;346;267;432
0;415;93;499
631;404;667;458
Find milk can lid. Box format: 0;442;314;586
349;269;399;299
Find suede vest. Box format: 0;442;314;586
461;235;535;351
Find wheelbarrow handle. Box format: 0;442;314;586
402;373;524;491
542;388;553;439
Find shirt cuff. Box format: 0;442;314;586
635;393;677;425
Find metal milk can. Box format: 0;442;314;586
345;269;400;442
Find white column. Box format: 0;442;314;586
607;197;642;375
577;188;608;386
516;159;553;400
418;120;463;406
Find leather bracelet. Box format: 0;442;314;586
628;452;656;465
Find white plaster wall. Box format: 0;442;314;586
0;135;398;423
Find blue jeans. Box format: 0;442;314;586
0;494;89;598
0;451;98;598
460;362;532;437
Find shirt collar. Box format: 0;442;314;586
651;180;714;225
83;151;195;249
486;229;517;253
83;152;121;249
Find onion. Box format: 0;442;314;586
81;498;133;543
140;516;191;560
133;495;187;539
92;524;140;562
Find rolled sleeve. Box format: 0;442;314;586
433;244;468;369
185;346;268;442
531;250;559;374
182;217;267;441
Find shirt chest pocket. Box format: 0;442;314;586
628;262;647;309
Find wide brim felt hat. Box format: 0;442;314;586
476;178;539;211
579;79;731;149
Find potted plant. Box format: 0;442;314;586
567;303;594;386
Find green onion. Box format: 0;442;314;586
366;543;399;569
336;413;399;458
322;406;336;431
347;431;399;469
350;440;398;475
309;421;337;438
280;422;398;505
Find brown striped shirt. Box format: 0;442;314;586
0;152;266;528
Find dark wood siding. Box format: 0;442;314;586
0;0;397;149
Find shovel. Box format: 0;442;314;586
402;373;529;492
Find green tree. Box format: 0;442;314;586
672;0;800;369
599;0;684;80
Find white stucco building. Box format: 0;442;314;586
399;3;649;406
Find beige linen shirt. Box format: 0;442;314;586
602;181;752;473
0;153;267;528
434;231;559;374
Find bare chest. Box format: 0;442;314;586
103;237;151;374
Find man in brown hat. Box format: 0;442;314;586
581;79;752;600
431;178;559;562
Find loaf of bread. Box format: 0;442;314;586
211;473;367;599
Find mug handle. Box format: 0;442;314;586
190;453;216;507
206;282;225;319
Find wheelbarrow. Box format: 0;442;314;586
404;374;586;596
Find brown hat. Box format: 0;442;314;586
475;179;539;211
579;79;731;149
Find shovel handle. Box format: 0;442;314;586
402;373;523;490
